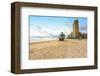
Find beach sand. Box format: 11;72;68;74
29;39;87;60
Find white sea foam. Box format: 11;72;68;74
30;37;58;43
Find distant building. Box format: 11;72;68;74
73;19;79;38
67;19;87;39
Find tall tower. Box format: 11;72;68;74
73;19;79;38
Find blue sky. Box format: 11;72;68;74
29;15;87;38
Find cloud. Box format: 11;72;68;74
30;26;58;38
66;22;73;26
37;26;58;37
80;25;87;31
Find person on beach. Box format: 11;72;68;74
59;32;65;41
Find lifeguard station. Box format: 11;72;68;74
59;32;65;41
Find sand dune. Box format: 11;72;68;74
29;39;87;60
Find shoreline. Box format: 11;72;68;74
30;39;58;44
30;39;87;44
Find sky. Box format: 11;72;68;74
29;15;87;38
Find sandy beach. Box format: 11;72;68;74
29;39;87;60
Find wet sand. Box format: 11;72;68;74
29;39;87;60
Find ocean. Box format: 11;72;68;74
30;37;58;43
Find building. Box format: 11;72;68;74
67;19;87;39
73;19;79;38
